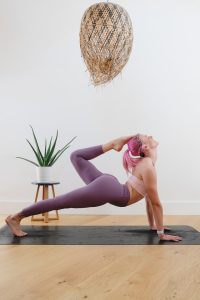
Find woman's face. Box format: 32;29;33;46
139;134;159;149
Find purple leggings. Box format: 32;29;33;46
20;145;130;217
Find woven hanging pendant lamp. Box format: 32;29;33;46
80;1;133;86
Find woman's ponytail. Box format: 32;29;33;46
122;134;144;173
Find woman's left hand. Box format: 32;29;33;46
150;225;171;231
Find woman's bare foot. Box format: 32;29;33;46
112;135;134;152
5;215;28;237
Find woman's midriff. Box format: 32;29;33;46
125;181;144;205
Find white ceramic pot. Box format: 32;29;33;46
36;166;52;182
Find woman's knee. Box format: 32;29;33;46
70;150;80;164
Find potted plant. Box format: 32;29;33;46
16;125;76;182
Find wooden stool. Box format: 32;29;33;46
31;181;60;223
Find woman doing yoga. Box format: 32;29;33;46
5;134;182;242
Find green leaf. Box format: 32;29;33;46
29;125;44;165
46;136;53;157
47;150;61;166
44;138;48;165
44;137;53;166
60;136;77;152
44;139;47;157
49;145;70;166
48;136;76;166
47;130;58;161
17;127;77;167
16;157;39;166
26;139;43;166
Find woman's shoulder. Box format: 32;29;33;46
132;158;154;180
138;157;154;170
135;158;156;182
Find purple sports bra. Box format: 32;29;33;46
127;174;147;197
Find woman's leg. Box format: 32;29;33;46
70;135;134;184
6;136;133;237
6;175;130;237
20;175;129;215
70;145;104;184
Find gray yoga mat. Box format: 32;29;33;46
0;225;199;245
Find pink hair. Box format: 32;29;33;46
122;134;145;173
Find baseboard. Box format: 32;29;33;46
0;200;200;215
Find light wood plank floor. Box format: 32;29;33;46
0;215;200;300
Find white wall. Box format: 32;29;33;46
0;0;200;215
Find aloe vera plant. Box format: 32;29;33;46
16;125;76;166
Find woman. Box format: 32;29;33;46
5;134;182;242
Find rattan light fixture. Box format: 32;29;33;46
80;1;133;86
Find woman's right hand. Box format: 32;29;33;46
159;234;183;242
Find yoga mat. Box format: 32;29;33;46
0;225;199;245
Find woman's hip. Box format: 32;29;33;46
91;174;130;207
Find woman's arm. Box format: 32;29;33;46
145;196;155;228
146;196;171;231
147;190;164;233
142;158;164;232
141;158;182;242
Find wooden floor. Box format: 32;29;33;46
0;215;200;300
